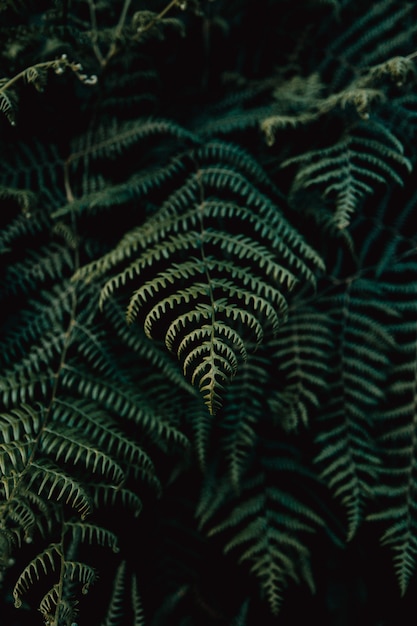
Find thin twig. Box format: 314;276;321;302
139;0;180;34
87;0;105;66
103;0;133;66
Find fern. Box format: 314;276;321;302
364;257;417;595
0;132;186;621
317;1;417;88
100;560;145;626
13;541;97;624
3;0;417;623
266;301;333;432
197;442;337;615
76;138;323;414
282;120;412;229
313;276;396;540
218;354;269;490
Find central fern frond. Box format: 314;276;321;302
76;139;324;414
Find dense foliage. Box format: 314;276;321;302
2;1;417;624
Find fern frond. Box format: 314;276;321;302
101;561;126;626
13;543;61;607
39;425;125;485
0;286;75;368
68;117;198;170
1;242;75;297
0;139;65;210
314;277;395;540
0;527;19;573
0;77;18;125
366;258;417;595
317;1;415;88
0;208;50;260
0;344;59;407
5;497;37;541
5;1;417;621
64;559;97;593
101;560;126;626
267;303;333;432
53;154;188;219
131;573;145;626
0;440;32;475
198;444;331;615
27;460;92;519
52;398;158;484
38;585;79;626
100;561;145;626
60;364;189;448
282;120;412;229
219;354;269;490
0;184;35;214
77;139;323;413
0;404;41;442
91;483;144;517
103;298;196;394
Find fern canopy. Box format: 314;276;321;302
2;0;417;625
76;140;323;414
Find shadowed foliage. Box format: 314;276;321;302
2;1;417;625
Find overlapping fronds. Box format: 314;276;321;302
266;302;333;432
282;120;412;229
3;0;417;624
75;137;323;414
197;443;336;615
0;131;188;621
366;257;417;595
313;277;396;540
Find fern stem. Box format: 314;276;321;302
0;61;60;95
87;0;105;66
50;517;66;626
0;57;95;99
137;0;183;35
114;0;133;42
195;166;220;414
101;0;180;67
102;0;133;66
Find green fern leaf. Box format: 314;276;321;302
317;1;415;88
60;364;188;447
53;398;158;484
64;560;97;594
197;443;332;615
366;258;417;594
131;574;145;626
314;277;395;540
91;483;144;517
38;585;79;626
64;521;119;553
267;302;333;431
5;497;37;541
100;561;145;626
13;544;61;608
219;354;269;490
39;425;125;486
0;440;32;475
77;139;323;414
27;460;92;519
0;78;17;125
0;527;18;573
282;120;412;229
